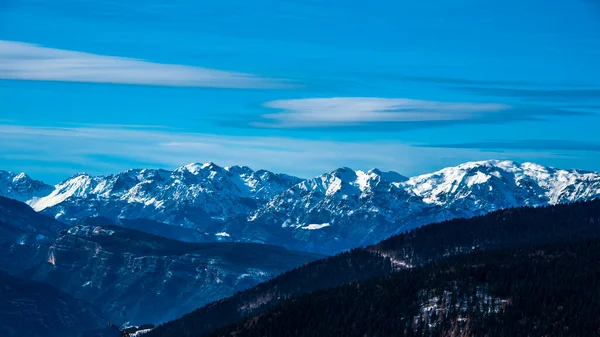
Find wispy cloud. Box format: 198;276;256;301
453;86;600;101
418;140;600;153
366;73;598;88
60;123;180;130
252;97;579;128
0;40;292;89
367;74;537;87
0;123;557;181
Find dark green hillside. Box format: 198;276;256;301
0;270;108;337
375;198;600;264
210;238;600;337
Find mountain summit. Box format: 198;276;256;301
0;170;53;202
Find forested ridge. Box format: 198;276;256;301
147;199;600;337
376;198;600;264
210;238;600;337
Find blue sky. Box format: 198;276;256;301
1;0;600;183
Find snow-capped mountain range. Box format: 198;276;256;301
2;160;600;254
21;162;301;227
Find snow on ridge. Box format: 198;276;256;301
28;174;93;211
182;162;204;174
355;170;371;192
215;232;230;237
249;159;600;239
200;162;215;169
403;159;600;207
67;225;115;237
18;163;304;220
12;172;28;182
130;328;153;336
301;223;330;230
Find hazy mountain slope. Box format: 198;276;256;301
0;196;67;275
78;215;213;243
0;196;66;236
0;270;108;337
21;224;322;324
146;199;600;337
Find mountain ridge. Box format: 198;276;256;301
2;159;600;254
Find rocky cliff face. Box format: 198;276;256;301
22;224;321;324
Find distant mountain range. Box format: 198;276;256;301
2;160;600;254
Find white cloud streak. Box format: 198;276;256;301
0;40;292;89
0;123;524;180
256;97;512;127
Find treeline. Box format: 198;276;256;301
147;199;600;337
377;199;600;264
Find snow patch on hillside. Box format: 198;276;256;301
301;223;330;230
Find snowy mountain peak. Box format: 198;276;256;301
226;165;255;176
331;167;355;176
179;162;217;174
367;168;408;183
406;160;600;209
28;173;94;211
315;167;407;196
68;172;91;179
200;161;223;171
0;170;53;203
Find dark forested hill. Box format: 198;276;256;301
147;199;600;337
0;270;109;337
208;238;600;337
373;198;600;265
